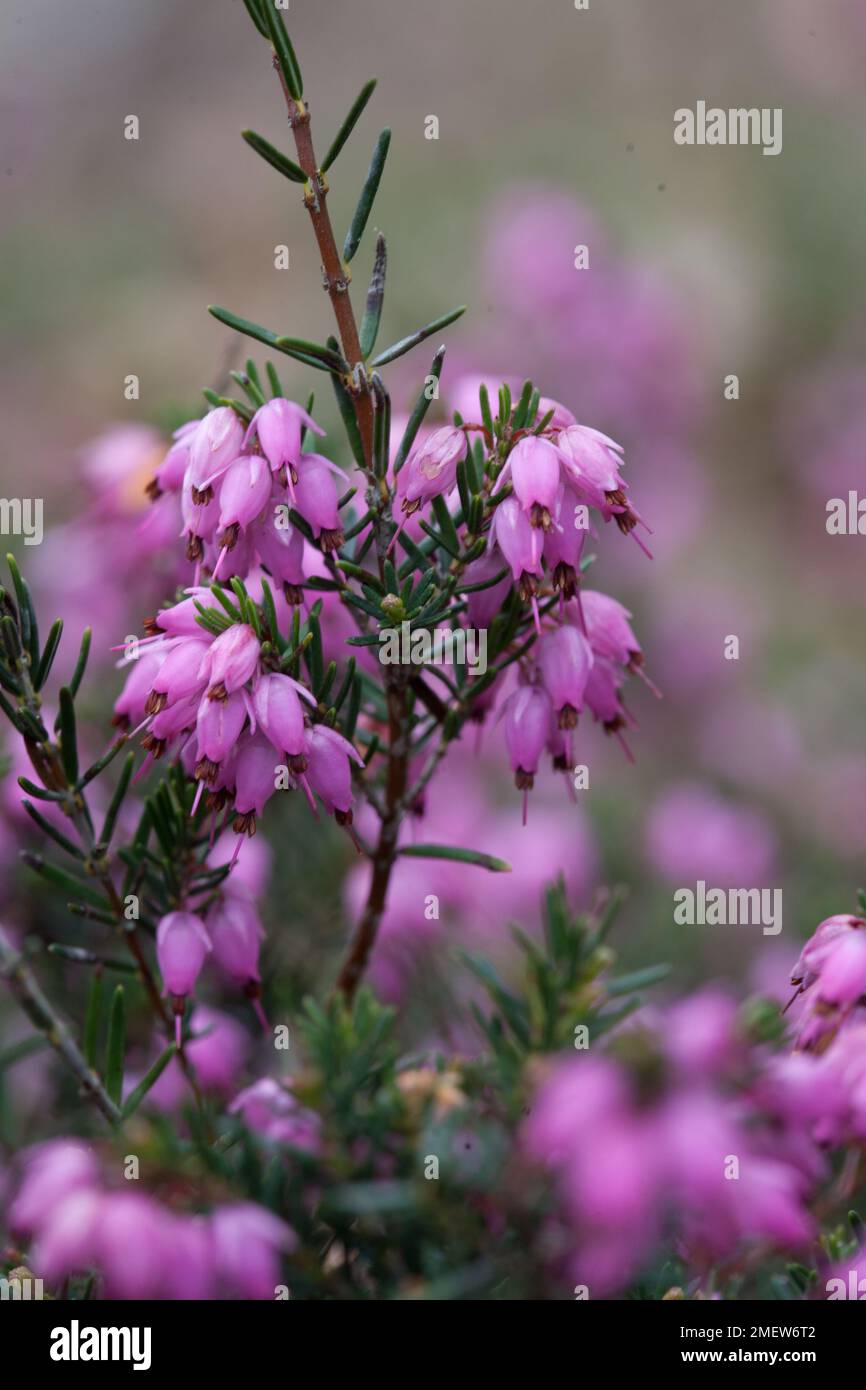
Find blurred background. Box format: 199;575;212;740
2;0;866;1103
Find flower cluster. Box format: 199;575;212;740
113;589;362;843
521;995;815;1297
8;1141;293;1300
151;399;342;591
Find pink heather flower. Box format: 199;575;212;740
500;684;553;818
464;551;512;629
202;622;260;699
537;623;593;729
580;589;641;668
145;638;211;714
112;651;165;729
181;467;221;561
153;420;197;494
252;672;315;764
195;690;247;783
397;425;465;513
543;485;586;599
142;693;200;760
293;454;344;550
303;723;364;824
156;910;211;1039
163;1215;215;1301
791;915;864;991
253;503;307;602
210;1202;296;1300
30;1190;102;1285
556;423;648;550
187;406;245;496
248;397;324;476
148;588;221;638
536;394;577;431
817;931;866;1005
490;495;544;606
9;1140;99;1236
217;454;272;540
206;895;265;988
508;435;562;530
232;736;280;834
229;1078;322;1152
185;1005;249;1093
95;1193;172;1299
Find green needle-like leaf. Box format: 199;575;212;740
69;627;91;698
392;347;446;476
57;687;78;784
122;1043;177;1119
343;129;391;264
261;0;303;99
100;751;135;847
241;0;269;39
372;305;466;368
34;617;63;690
241;128;306;184
6;554;39;667
321;78;378;172
105;985;126;1108
359;232;387;359
399;843;511;872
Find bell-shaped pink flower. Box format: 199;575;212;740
146;637;211;714
95;1193;174;1300
397;425;465;513
207;895;265;987
581;590;641;667
153;420;197;495
187;406;244;497
538;622;594;728
9;1141;99;1237
254;502;307;602
210;1202;296;1300
233;736;280;834
544;485;587;599
248;397;324;474
465;551;513;629
217;454;272;539
196;689;247;782
30;1190;102;1284
293;454;344;551
509;435;562;530
185;1005;249;1093
491;495;543;608
500;684;553;820
156;910;212;1041
252;672;314;763
304;723;364;823
202;622;260;699
142;693;200;759
112;651;165;729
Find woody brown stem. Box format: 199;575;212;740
269;54;408;999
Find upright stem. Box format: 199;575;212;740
276;66;375;470
272;58;406;1000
